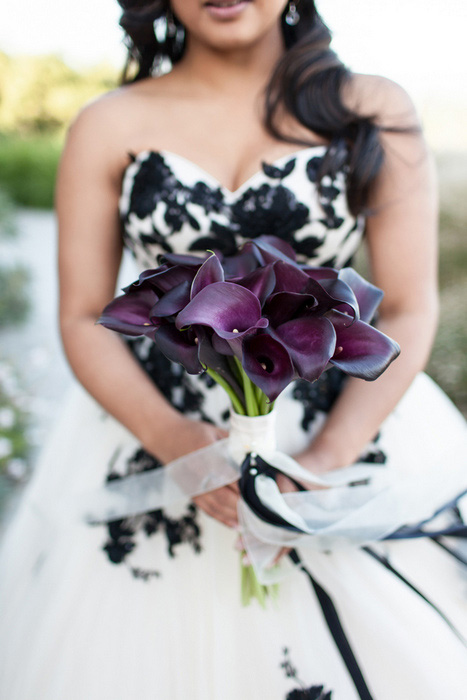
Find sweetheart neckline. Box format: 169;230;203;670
124;144;328;197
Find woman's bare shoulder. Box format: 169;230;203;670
62;77;175;174
67;79;159;142
343;73;420;128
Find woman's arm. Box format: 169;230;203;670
296;76;439;473
57;97;238;528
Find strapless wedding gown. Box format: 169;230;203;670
1;145;466;699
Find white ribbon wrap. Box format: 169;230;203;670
80;404;467;585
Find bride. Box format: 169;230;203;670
1;1;466;698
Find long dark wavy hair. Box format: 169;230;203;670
117;0;408;215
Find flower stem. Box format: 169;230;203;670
206;368;246;415
233;358;259;416
258;391;270;416
227;355;244;387
240;553;280;608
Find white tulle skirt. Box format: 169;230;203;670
1;372;467;700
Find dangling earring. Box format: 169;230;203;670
153;10;178;43
166;9;177;39
285;1;300;26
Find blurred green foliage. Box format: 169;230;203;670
427;178;467;416
0;371;30;478
0;134;62;208
0;187;30;327
0;52;118;208
0;266;30;328
0;52;117;133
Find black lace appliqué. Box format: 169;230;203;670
231;184;310;243
121;149;361;273
102;447;202;579
127;336;212;417
292;368;345;431
281;648;333;699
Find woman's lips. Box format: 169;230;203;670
204;0;252;21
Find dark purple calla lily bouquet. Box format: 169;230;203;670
98;236;400;605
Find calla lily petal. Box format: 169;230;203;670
145;265;197;294
273;261;311;294
176;282;268;338
222;243;259;278
242;334;295;401
211;333;235;356
123;266;168;293
327;310;400;379
317;278;359;320
274;316;337;382
98;287;160;336
251;238;298;265
191;253;224;298
337;267;384;323
253;235;297;261
264;291;317;328
153;325;203;375
301;266;339;281
150;280;191;317
197;329;244;398
234;264;276;306
160;253;207;268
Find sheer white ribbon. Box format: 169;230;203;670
79;407;467;584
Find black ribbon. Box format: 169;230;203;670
363;546;467;647
289;549;375;700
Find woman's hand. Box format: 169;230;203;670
145;414;240;530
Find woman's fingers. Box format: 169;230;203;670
273;546;292;565
193;484;240;529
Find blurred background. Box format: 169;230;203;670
0;0;466;519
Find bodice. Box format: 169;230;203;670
119;146;364;270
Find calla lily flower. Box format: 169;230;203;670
234;265;276;306
153;325;203;375
242;333;295;401
191;253;224;298
251;237;298;265
197;329;244;399
150;280;191;317
99;234;400;416
337;267;384;324
98;287;161;337
122;266;168;292
273;316;337;382
327;310;400;379
264;291;318;328
272;260;311;294
126;265;197;295
313;277;359;320
160;252;208;268
176;282;268;340
222;242;259;278
302;266;339;281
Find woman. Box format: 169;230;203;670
1;1;466;698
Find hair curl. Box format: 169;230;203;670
117;0;408;215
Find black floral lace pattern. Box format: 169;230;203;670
119;148;364;271
102;445;202;580
281;648;333;699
